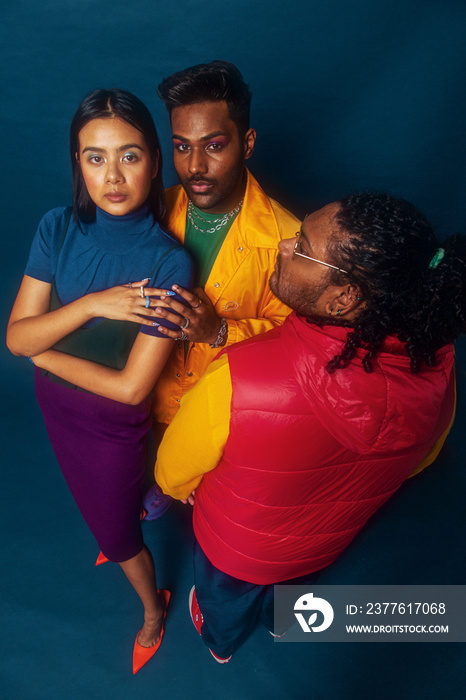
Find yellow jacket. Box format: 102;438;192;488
151;169;300;424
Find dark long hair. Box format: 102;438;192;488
157;60;251;137
321;192;466;373
70;88;166;223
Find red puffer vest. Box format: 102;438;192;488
193;314;456;584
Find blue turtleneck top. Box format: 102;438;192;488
25;205;193;337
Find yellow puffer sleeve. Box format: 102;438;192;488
155;353;232;499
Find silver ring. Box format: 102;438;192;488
128;282;132;288
145;296;150;309
177;331;188;341
180;316;190;329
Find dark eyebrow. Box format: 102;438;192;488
172;131;226;142
81;143;144;154
298;225;313;251
118;143;145;152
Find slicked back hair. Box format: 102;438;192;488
157;60;251;137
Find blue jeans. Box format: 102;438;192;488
193;541;320;658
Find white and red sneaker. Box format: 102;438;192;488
188;585;232;664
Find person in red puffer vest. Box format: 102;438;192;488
156;192;464;662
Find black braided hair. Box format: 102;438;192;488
320;193;466;373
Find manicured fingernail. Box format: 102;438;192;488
165;290;176;296
172;285;179;290
143;278;150;281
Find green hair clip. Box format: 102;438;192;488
428;247;445;269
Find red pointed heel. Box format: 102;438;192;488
95;551;109;566
132;589;170;674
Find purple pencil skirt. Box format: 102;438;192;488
34;368;151;562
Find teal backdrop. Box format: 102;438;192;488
1;2;465;699
1;0;465;302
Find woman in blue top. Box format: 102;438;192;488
7;89;193;673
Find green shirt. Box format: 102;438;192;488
184;204;239;287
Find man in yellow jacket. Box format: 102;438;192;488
150;60;300;425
